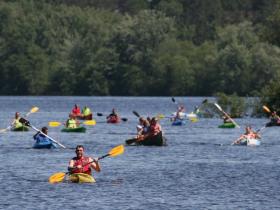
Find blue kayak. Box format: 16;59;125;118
172;119;186;126
33;133;57;149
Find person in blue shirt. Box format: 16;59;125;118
33;127;57;149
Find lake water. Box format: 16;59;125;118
0;96;279;210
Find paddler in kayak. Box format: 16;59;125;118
71;104;81;117
233;126;261;144
266;111;280;127
33;127;57;149
137;118;150;136
137;117;161;141
82;106;92;117
68;145;100;176
12;112;24;129
66;114;80;128
106;108;120;123
172;105;185;122
222;115;232;123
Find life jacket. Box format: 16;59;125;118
71;156;92;175
67;119;77;128
83;108;91;116
72;107;81;115
14;118;23;128
107;115;120;123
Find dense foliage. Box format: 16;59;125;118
0;0;280;99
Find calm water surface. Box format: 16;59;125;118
0;96;279;210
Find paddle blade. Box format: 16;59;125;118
49;122;62;127
30;106;39;113
49;172;66;184
132;111;140;118
109;145;125;157
121;118;128;122
190;117;198;122
172;97;176;103
97;113;103;116
263;105;271;113
202;99;208;104
214;103;223;112
157;114;165;119
83;120;96;126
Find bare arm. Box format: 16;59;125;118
89;157;101;172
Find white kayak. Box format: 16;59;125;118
233;137;261;146
172;112;197;119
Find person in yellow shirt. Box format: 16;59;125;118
82;106;92;117
12;112;23;128
66;114;80;128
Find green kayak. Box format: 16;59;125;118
218;122;236;128
12;126;29;132
61;127;86;133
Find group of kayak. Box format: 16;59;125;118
217;107;280;146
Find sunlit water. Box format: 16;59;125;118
0;96;279;210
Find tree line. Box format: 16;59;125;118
0;0;280;104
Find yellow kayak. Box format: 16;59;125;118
68;173;96;183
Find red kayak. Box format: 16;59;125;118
107;116;121;124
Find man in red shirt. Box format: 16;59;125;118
72;104;81;115
68;145;100;175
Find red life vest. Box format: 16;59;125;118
72;107;81;115
71;156;91;175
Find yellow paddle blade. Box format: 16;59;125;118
109;145;125;157
263;105;271;113
30;106;39;113
83;120;96;126
49;172;66;183
156;114;165;119
48;122;62;127
190;117;198;122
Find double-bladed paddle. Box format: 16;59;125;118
19;118;66;148
214;103;240;128
48;144;125;183
97;113;128;122
0;106;39;133
48;120;96;127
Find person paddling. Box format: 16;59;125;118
223;115;232;123
72;104;81;116
107;108;120;123
66;114;80;128
266;111;280;126
172;105;185;121
11;112;26;129
82;106;92;117
233;126;261;144
68;145;100;176
33;127;57;149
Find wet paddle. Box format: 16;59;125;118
48;120;96;127
97;113;127;122
214;103;240;128
0;106;39;133
19;118;66;148
48;144;125;183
